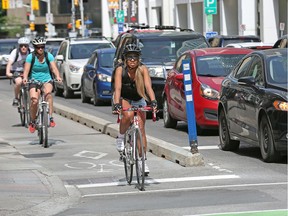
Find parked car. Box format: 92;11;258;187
113;25;210;110
0;38;18;77
272;34;287;48
225;42;273;50
218;48;287;162
55;37;115;98
81;47;116;105
208;35;261;47
162;47;253;132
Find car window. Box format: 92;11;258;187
222;38;261;47
234;56;253;79
58;42;67;59
0;41;18;54
140;37;208;63
69;43;113;59
267;56;288;85
100;52;114;68
196;54;247;77
246;56;264;86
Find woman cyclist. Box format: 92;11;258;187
23;36;62;133
112;43;158;175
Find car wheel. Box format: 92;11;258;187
163;97;177;128
259;116;281;162
81;85;90;103
93;82;102;106
63;77;74;98
218;109;240;151
54;83;63;97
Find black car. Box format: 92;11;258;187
0;38;18;77
218;48;287;162
81;48;116;105
113;25;210;110
208;35;261;47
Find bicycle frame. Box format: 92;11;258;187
117;106;156;191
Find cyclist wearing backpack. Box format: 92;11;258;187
6;37;31;106
22;36;62;133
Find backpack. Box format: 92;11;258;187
13;47;31;64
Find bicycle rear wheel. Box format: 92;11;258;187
134;128;145;191
123;132;133;184
42;105;49;148
19;90;26;126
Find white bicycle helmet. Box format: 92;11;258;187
18;37;30;45
32;36;46;46
123;43;141;56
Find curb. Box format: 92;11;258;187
53;103;204;167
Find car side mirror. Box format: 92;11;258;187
238;76;256;86
175;73;184;81
56;55;64;62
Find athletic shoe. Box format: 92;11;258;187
12;98;19;107
28;122;36;133
50;117;56;127
116;137;124;152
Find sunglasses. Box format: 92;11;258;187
20;44;28;48
35;46;45;49
126;56;139;61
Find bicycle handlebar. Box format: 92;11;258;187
117;106;157;123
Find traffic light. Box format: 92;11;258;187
31;0;39;10
45;24;48;32
30;23;35;31
74;0;78;6
75;19;81;29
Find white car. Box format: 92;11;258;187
225;42;273;50
55;37;115;98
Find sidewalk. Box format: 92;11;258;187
0;138;79;216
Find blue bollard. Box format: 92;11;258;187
182;59;198;154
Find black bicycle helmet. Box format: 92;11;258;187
32;36;46;46
123;43;141;56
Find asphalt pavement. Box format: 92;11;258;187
0;98;204;215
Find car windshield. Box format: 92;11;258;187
266;54;287;87
0;42;18;54
223;38;260;47
196;54;247;77
69;43;113;59
100;53;114;68
139;37;208;63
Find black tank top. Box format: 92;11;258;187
121;66;142;101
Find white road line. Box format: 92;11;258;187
182;146;219;150
74;174;239;189
80;182;287;198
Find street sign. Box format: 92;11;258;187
116;10;124;23
118;22;124;33
205;31;218;39
204;0;217;15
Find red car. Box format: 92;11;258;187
162;47;253;132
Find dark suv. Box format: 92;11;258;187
113;25;210;110
208;35;261;47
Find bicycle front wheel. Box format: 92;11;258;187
19;90;26;127
24;89;30;128
42;105;49;148
123;132;133;184
134;128;145;191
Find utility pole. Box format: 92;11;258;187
80;0;85;37
47;0;52;37
71;0;76;32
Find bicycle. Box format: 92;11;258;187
30;79;57;148
11;68;30;127
117;106;156;191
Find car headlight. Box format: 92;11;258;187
200;83;219;100
273;100;288;111
97;73;111;82
148;66;165;78
69;65;81;73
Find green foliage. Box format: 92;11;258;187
0;15;24;38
